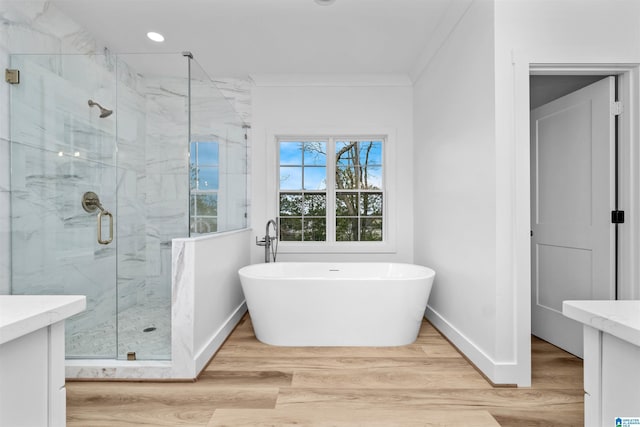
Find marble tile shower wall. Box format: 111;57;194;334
114;71;147;316
0;4;118;351
142;76;190;309
8;55;119;348
1;3;83;293
0;1;101;296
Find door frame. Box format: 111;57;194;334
528;64;638;297
512;60;640;385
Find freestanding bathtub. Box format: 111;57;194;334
238;262;436;346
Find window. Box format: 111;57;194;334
190;141;219;234
278;137;384;242
335;140;383;241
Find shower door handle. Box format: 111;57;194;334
97;210;113;245
82;191;113;245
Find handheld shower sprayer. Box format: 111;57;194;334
256;219;278;263
88;99;113;118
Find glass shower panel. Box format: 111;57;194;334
113;53;190;360
224;125;249;231
10;54;118;358
189;59;247;236
9;51;244;363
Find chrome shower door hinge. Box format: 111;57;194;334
5;69;19;84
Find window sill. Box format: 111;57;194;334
277;241;396;254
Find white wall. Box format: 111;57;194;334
413;0;503;382
415;0;640;386
496;0;640;386
250;75;414;264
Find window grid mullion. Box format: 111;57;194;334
301;190;306;241
326;138;336;243
357;192;362;241
193;143;199;219
301;141;305;193
300;142;305;240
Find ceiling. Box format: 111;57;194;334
50;0;467;80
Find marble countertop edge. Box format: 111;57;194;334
562;300;640;347
0;295;87;345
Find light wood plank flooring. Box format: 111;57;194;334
67;315;583;426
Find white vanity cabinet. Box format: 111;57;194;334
563;300;640;427
0;295;86;427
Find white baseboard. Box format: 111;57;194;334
194;301;248;375
424;305;523;386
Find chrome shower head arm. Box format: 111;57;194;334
88;99;113;118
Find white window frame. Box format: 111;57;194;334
266;127;398;254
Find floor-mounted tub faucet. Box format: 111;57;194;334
256;219;278;262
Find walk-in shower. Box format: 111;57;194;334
6;52;248;374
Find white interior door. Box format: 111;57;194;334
531;76;616;358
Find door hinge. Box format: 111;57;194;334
613;101;623;116
612;210;625;224
5;69;19;84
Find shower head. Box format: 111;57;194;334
88;99;113;118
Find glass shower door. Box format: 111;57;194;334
9;54;118;358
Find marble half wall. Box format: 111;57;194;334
171;229;250;378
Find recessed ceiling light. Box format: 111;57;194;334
146;32;165;43
314;0;335;5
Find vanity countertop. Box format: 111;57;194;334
0;295;86;345
563;300;640;347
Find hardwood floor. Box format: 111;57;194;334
67;316;583;426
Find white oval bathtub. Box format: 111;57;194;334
238;262;436;346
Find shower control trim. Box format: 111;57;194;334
81;191;103;213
